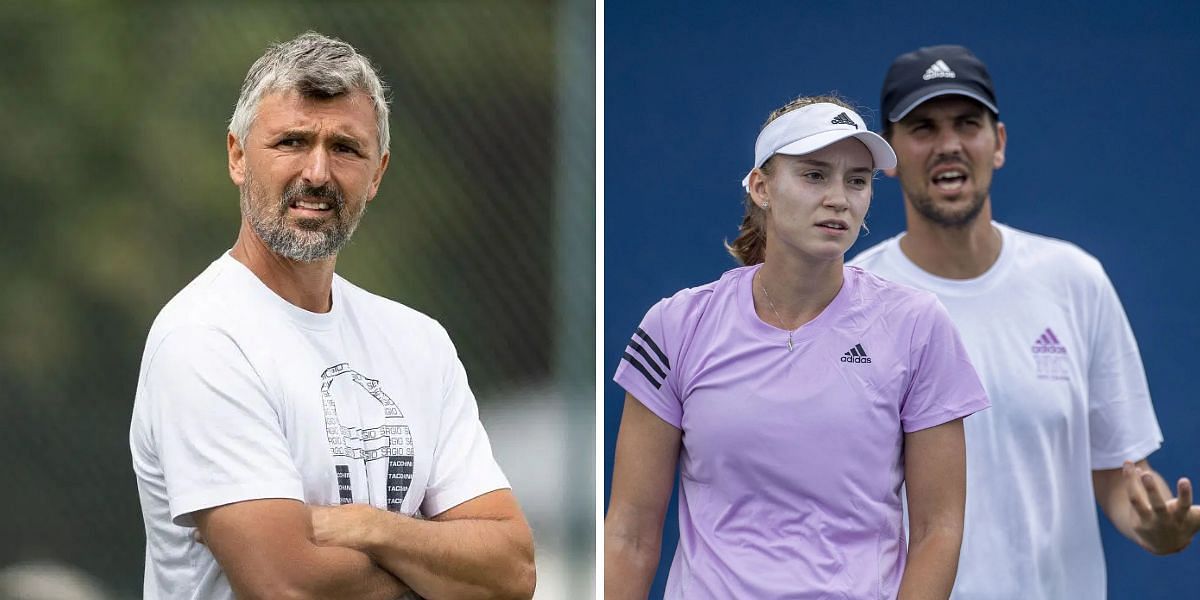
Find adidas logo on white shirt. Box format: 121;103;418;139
922;59;956;80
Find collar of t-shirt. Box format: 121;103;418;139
740;263;858;346
887;221;1015;297
218;251;345;331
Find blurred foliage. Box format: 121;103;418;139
0;1;593;596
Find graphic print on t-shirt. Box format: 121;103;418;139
320;363;415;511
1032;327;1070;381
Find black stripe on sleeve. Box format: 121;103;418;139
634;328;670;369
622;352;662;389
628;339;667;379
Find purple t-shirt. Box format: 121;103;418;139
614;264;989;599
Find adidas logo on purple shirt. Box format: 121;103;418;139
841;343;871;364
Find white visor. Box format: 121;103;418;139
741;102;897;190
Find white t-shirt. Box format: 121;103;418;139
130;252;510;600
849;222;1162;600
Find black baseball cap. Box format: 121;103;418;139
881;44;999;123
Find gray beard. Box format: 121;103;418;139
906;187;988;229
239;173;366;262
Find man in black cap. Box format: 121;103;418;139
849;44;1199;598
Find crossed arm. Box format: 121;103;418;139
1093;459;1200;554
195;489;535;600
308;489;535;600
195;499;407;600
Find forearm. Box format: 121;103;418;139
197;499;410;600
1097;485;1147;548
896;524;961;600
603;527;660;600
355;511;534;600
279;544;410;600
212;535;408;599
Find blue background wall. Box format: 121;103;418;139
603;1;1200;597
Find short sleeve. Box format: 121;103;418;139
1085;270;1162;469
144;327;304;527
420;325;510;517
900;296;991;433
613;299;683;428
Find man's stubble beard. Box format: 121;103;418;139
901;172;989;229
239;169;368;262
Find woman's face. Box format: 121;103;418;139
752;137;874;263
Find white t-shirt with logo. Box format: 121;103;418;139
849;222;1163;600
130;252;509;600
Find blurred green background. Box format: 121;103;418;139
0;1;595;598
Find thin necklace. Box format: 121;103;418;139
759;276;796;352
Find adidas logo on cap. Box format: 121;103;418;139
922;59;956;81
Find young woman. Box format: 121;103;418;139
605;96;990;599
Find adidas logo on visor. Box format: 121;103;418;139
830;112;858;129
922;59;956;81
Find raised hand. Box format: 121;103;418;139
1124;461;1200;554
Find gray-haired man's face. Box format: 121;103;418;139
228;89;389;262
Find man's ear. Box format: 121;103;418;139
228;132;246;186
992;121;1007;170
365;151;390;203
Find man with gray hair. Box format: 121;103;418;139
130;32;535;600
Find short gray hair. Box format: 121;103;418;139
229;31;390;153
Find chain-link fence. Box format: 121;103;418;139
0;1;594;597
